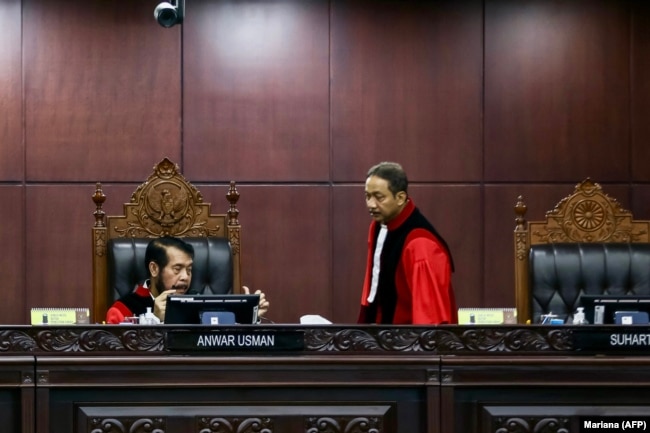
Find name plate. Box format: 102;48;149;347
574;327;650;354
166;329;304;352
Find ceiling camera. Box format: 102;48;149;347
154;0;184;28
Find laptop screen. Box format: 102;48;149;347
580;294;650;324
165;294;260;325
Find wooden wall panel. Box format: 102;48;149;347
0;0;648;325
201;185;332;324
25;186;93;315
484;183;631;310
332;186;378;323
23;0;181;182
485;0;630;182
183;0;330;182
631;185;650;224
0;187;25;325
0;0;22;181
632;1;650;181
23;184;136;323
330;0;483;182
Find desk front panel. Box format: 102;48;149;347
0;357;35;433
442;356;650;433
36;355;440;433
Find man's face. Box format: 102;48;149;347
365;175;406;224
151;246;193;295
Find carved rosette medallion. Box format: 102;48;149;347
561;197;613;241
530;178;649;243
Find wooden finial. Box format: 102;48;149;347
226;181;240;225
514;195;527;231
92;182;106;228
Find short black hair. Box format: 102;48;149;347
145;236;194;278
367;161;408;196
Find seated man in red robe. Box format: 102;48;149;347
358;162;457;325
106;236;269;324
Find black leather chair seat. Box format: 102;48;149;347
108;237;233;303
529;243;650;322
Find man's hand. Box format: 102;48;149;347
153;289;177;321
243;285;269;317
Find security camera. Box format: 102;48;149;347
154;0;184;28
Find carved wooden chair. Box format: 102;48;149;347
514;178;650;324
91;158;242;324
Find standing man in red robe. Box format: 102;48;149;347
358;162;457;325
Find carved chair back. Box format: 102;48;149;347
91;158;242;323
514;179;650;324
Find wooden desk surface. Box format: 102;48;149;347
2;325;650;433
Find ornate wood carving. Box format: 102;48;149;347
493;416;569;433
514;178;650;324
108;158;229;238
229;227;241;255
0;326;574;355
529;178;650;244
305;416;382;433
305;327;572;353
198;416;272;433
81;409;389;433
88;417;165;433
92;157;243;324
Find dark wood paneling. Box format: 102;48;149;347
443;356;650;433
0;0;22;181
183;0;330;182
76;404;396;433
332;184;481;323
8;330;650;433
632;1;650;181
0;357;34;433
331;0;483;182
26;185;93;315
485;0;630;182
39;355;430;433
201;185;332;325
0;187;25;325
24;184;137;324
23;0;181;182
484;183;630;309
632;185;650;223
4;0;650;329
332;185;376;323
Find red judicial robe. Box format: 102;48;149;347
358;200;457;325
105;284;154;324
